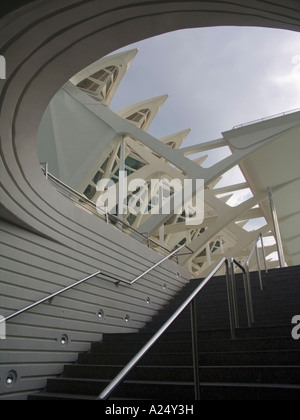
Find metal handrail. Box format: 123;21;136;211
245;233;268;324
98;258;235;401
0;244;188;325
232;107;300;129
230;259;252;328
246;233;268;292
0;271;101;324
41;166;187;260
99;234;271;400
42;168;148;241
100;244;186;286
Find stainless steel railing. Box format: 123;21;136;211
246;233;268;292
1;223;270;399
40;164;190;261
99;258;237;401
0;271;101;324
232;107;300;129
0;244;188;325
99;234;270;401
230;233;268;327
99;244;186;286
230;259;251;328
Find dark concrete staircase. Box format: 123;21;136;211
29;266;300;400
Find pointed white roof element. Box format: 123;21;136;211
235;220;249;228
160;129;191;150
219;194;234;204
194;155;208;166
70;49;138;106
117;95;169;132
207;177;222;190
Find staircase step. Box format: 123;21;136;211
63;365;300;385
28;392;97;401
78;350;300;367
200;382;300;401
43;377;300;400
118;381;300;401
27;266;300;400
92;337;297;354
106;326;292;342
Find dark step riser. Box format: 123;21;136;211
28;387;300;401
161;320;295;333
29;395;87;401
159;302;300;317
28;267;300;401
114;384;300;401
78;351;300;367
63;365;300;385
199;385;300;401
92;338;299;354
103;327;293;344
45;379;300;400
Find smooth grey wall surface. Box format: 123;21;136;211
37;86;120;189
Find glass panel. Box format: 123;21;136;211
84;184;96;200
93;171;103;184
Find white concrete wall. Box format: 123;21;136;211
0;219;190;399
1;0;300;400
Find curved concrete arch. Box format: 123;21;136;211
1;0;300;244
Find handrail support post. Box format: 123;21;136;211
190;299;201;400
243;272;252;328
268;187;286;268
260;233;268;274
226;260;236;340
231;258;252;328
246;269;255;325
230;259;240;329
2;271;101;324
98;258;228;401
255;245;264;291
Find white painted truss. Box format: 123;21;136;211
37;49;300;277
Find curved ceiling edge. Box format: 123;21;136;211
0;0;300;245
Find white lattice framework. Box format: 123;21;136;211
38;49;300;277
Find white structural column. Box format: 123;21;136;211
118;135;126;218
267;187;286;268
181;193;267;266
1;0;300;246
134;124;300;236
0;0;299;284
1;0;300;400
36;77;300;274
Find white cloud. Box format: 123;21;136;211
292;55;300;65
112;27;300;144
110;26;300;188
217;189;253;208
273;55;300;88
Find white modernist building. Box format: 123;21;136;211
1;0;300;400
38;49;300;278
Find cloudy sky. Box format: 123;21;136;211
110;26;300;159
108;27;300;241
